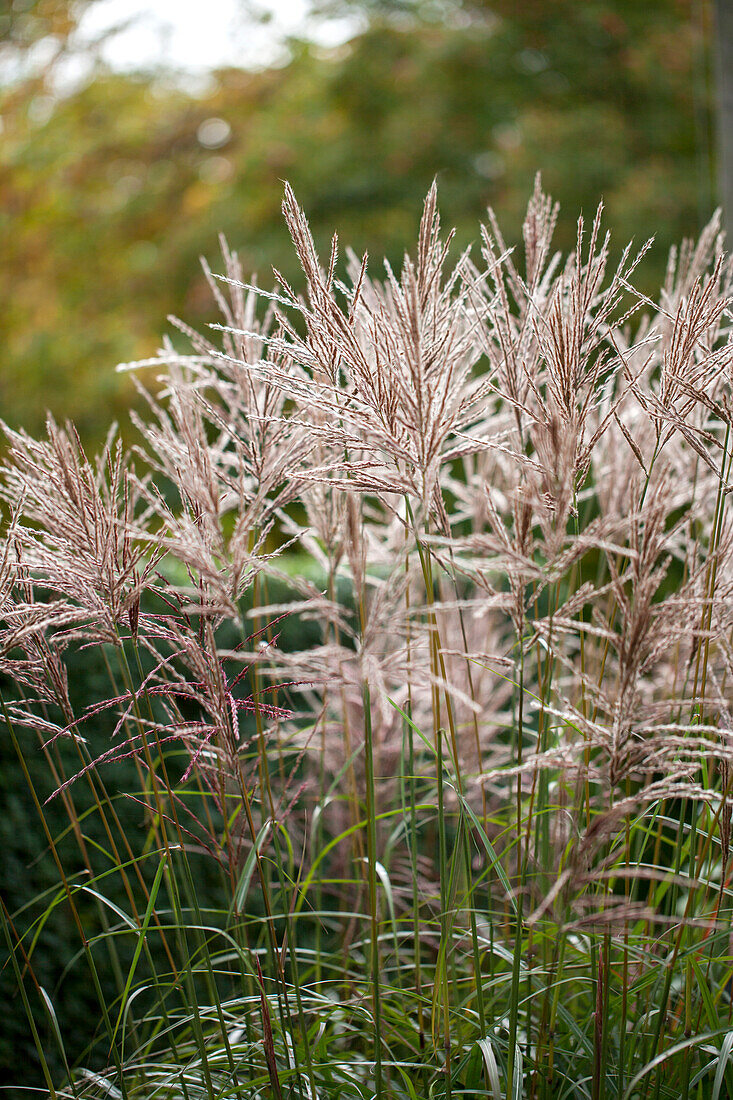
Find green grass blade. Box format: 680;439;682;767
110;853;167;1050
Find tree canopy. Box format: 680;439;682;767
0;0;714;443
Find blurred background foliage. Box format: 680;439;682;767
1;0;715;445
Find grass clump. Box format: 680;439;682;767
5;177;733;1098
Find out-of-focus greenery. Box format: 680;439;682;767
1;0;713;444
1;0;95;51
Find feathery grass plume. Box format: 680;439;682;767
210;182;495;521
122;242;312;619
0;516;82;703
0;418;155;642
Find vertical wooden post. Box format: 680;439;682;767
714;0;733;238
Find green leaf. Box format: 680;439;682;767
477;1037;502;1100
110;855;167;1050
